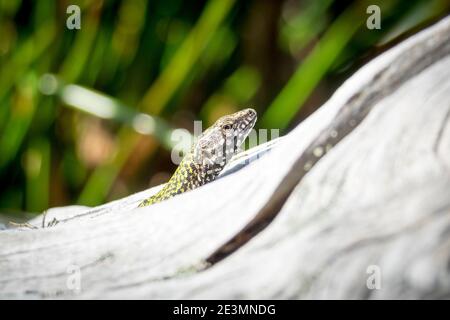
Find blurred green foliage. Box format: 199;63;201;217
0;0;448;215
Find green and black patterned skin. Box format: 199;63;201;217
138;108;257;207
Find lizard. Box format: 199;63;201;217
138;108;257;207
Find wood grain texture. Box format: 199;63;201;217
1;16;449;299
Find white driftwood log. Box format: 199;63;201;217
1;16;450;299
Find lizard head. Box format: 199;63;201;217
193;108;257;170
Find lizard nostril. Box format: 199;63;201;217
245;108;257;118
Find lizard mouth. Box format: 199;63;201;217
241;114;257;135
233;111;257;152
240;108;257;131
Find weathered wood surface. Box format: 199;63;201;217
1;16;450;299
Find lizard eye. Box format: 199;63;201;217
222;124;232;130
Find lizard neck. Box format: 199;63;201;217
138;152;225;206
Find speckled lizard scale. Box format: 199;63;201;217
139;108;257;207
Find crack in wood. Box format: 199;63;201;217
205;19;450;266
